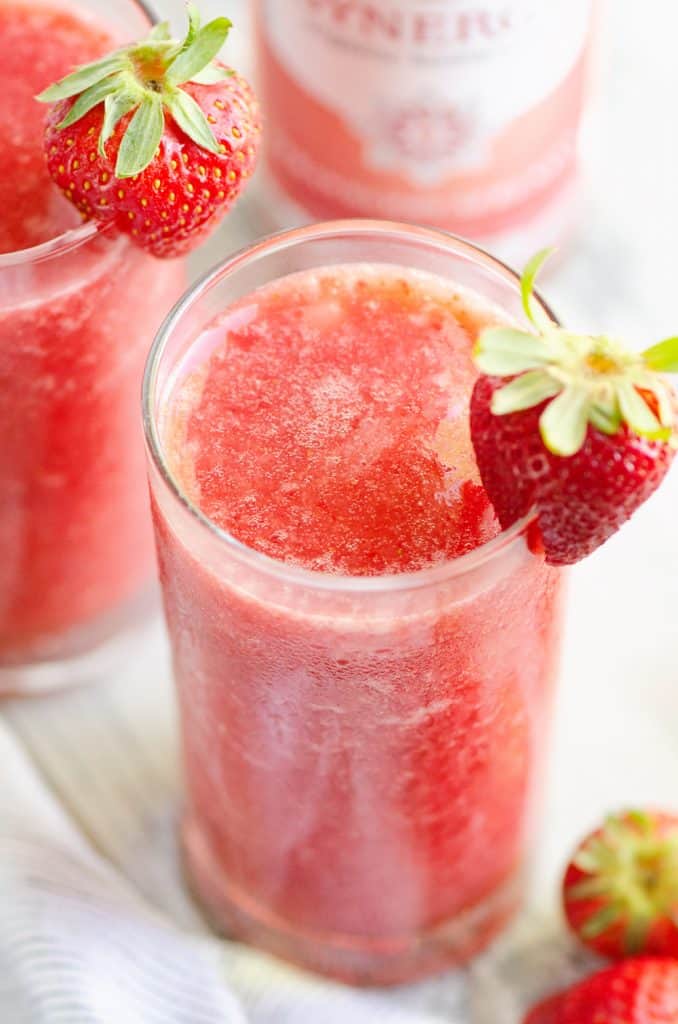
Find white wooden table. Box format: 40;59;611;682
3;1;678;1017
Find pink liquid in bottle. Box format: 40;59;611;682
255;1;595;262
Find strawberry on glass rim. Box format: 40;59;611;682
37;3;260;257
471;250;678;565
563;810;678;960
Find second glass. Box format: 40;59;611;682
0;0;185;693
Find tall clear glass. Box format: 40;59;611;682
0;0;185;694
144;222;564;985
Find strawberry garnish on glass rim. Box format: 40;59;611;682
563;810;678;960
37;3;260;257
470;249;678;565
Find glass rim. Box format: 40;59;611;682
0;0;156;270
143;219;558;593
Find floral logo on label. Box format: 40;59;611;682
361;97;488;182
387;102;471;161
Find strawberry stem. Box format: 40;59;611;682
520;248;555;329
642;336;678;373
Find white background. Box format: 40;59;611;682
531;0;678;899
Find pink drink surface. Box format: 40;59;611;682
157;265;562;982
0;2;106;254
0;1;184;663
165;266;500;573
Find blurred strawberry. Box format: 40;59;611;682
524;957;678;1024
563;810;678;959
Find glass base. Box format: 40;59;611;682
182;816;524;987
0;583;159;697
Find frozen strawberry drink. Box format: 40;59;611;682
0;0;184;689
145;222;564;984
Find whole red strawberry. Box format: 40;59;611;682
38;4;260;257
563;810;678;960
470;251;678;565
524;958;678;1024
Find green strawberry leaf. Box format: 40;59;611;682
573;849;601;873
630;369;675;428
491;370;562;415
520;248;555;330
589;393;622;435
656;382;675;429
99;89;140;156
37;53;126;102
57;74;123;129
566;877;612;900
580;902;623;940
616;379;666;439
642;336;678;373
474;327;552;376
115;94;164;177
164;87;220;153
539;385;590;456
166;17;231;85
183;2;202;49
190;64;233;85
601;814;627;845
625;809;654;833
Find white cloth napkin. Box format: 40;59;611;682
0;623;592;1024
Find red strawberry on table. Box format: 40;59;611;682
470;250;678;565
37;3;260;257
524;957;678;1024
563;810;678;959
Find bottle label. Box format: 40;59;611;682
258;0;593;234
262;0;590;183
